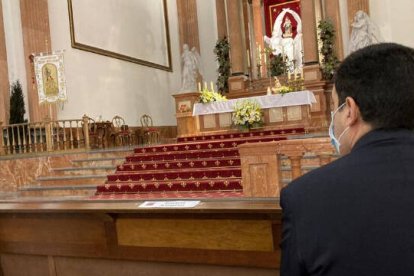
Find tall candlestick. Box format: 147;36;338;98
198;82;201;92
204;81;207;90
263;52;267;66
210;81;214;92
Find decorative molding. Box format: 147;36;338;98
68;0;172;72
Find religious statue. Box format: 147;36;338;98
349;11;383;54
180;44;202;92
264;8;303;73
283;17;293;38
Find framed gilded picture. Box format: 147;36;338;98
67;0;172;71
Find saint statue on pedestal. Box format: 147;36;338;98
180;44;202;93
349;11;383;54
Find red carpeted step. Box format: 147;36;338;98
106;167;241;182
177;127;305;143
126;148;240;163
117;158;241;172
96;178;242;194
91;190;244;199
133;136;288;154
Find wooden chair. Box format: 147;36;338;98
140;114;160;145
111;115;132;146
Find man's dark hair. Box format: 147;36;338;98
335;43;414;129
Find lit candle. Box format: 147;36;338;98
198;82;201;92
210;81;214;92
264;53;267;66
267;87;272;95
247;49;251;67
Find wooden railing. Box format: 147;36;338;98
238;138;335;198
0;115;91;156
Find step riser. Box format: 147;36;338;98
108;169;241;182
35;178;106;186
97;180;242;194
52;168;116;176
177;128;305;143
20;189;95;197
134;137;287;154
127;150;240;162
71;159;125;167
118;160;241;172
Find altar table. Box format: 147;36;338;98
193;91;316;133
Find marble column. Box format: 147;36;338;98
20;0;56;121
215;0;227;39
325;0;344;60
251;0;264;78
300;0;319;65
226;0;245;75
0;1;10;124
176;0;200;53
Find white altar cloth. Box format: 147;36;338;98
192;91;316;116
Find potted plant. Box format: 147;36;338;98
232;99;264;131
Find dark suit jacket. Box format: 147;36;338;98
280;129;414;276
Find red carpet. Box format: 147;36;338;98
95;128;304;198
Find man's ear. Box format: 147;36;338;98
345;97;360;126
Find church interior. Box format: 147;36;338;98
0;0;413;275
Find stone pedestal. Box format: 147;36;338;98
172;92;200;137
228;76;247;94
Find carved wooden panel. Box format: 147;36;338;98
219;113;232;127
203;114;217;129
269;107;284;123
287;106;302;121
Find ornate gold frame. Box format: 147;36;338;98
67;0;172;72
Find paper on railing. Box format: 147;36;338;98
138;201;201;208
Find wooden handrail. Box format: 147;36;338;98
0;117;91;156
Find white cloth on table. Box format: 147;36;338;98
192;90;316;116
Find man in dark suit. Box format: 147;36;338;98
280;43;414;276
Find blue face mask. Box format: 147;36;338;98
329;103;350;154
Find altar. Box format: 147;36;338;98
174;91;316;136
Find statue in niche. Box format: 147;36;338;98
264;8;303;72
349;11;383;54
283;17;293;38
180;44;202;92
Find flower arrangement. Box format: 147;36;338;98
199;88;227;103
232;99;264;130
276;85;294;95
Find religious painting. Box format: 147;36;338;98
42;64;59;97
34;52;67;104
67;0;172;71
